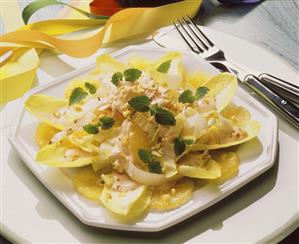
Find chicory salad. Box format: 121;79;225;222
25;52;260;220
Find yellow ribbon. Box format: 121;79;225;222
0;0;202;104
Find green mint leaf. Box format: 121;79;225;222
84;82;97;94
173;137;186;156
149;104;159;116
138;149;153;164
154;107;176;126
148;160;162;174
195;86;210;100
183;139;194;145
111;72;123;86
123;68;142;82
98;117;115;130
178;90;195;104
138;148;162;174
128;95;151;112
157;60;172;73
69;87;88;105
83;124;99;134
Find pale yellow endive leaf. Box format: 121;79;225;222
101;176;151;218
25;94;67;130
204;72;238;112
96;54;126;74
35;122;60;148
64;78;100;99
36;140;97;167
178;153;221;179
191;119;261;151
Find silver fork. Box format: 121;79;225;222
174;15;299;104
174;16;299;129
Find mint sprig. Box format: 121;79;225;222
111;72;123;86
83;124;99;134
128;96;176;126
123;68;142;82
183;139;194;145
138;149;162;174
174;137;186;156
178;90;195;104
98;117;115;130
157;60;171;73
153;107;176;126
178;86;209;104
148;160;162;174
173;137;194;156
83;116;115;134
138;149;154;164
84;82;97;94
128;95;151;112
195;87;210;100
69;87;88;105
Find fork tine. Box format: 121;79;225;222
186;15;214;47
173;22;199;53
174;19;204;53
181;16;209;50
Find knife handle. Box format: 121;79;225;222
258;73;299;104
244;74;299;129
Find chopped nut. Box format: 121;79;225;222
66;128;73;135
64;149;80;161
122;109;132;117
152;150;162;157
112;160;124;173
121;136;129;146
232;128;247;140
75;105;82;112
208;118;216;127
162;194;171;201
53;111;61;118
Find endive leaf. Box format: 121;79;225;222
36;140;97;167
25;94;67;130
150;52;184;88
129;123;150;169
101;179;151;218
191;119;261;151
178;153;221;179
128;57;151;71
96;54;126;74
204;72;238;112
35;122;60;148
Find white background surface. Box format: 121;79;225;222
1;25;299;243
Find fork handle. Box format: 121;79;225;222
258;73;299;104
244;74;299;129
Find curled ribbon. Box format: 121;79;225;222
0;0;202;104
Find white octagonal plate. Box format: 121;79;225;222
8;46;278;232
